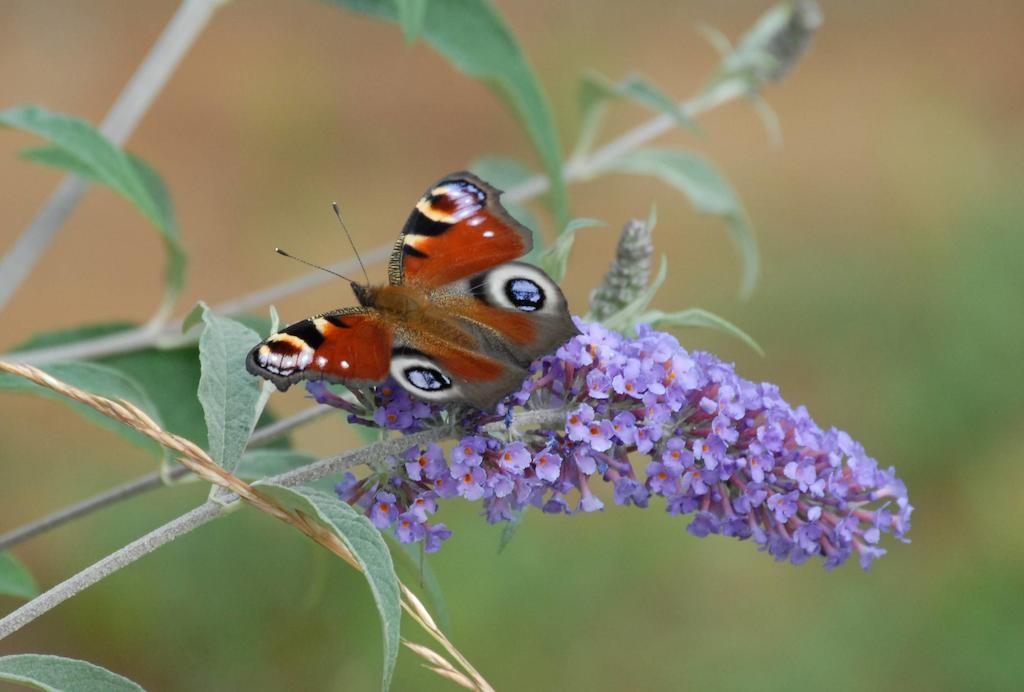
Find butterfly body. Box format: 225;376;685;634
246;172;577;409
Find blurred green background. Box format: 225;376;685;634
2;1;1023;689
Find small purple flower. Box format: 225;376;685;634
533;450;562;483
403;444;447;481
395;512;426;544
454;465;487;501
612;359;648;398
634;424;661;454
660;437;690;471
610;411;637;445
424;523;453;553
374;402;412;431
566;404;595;441
483;496;515;523
487;472;515;498
408;492;438;522
430;475;460;500
579;482;605;512
497;442;531;474
645;461;680;495
586;369;612;399
613;477;650;508
581;418;615;453
335;472;360;502
687;511;720;537
451;436;487;466
767;490;799;523
369;492;399;529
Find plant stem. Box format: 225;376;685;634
1;76;751;367
0;403;332;552
1;246;385;366
0;0;226;314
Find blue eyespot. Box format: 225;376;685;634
504;278;545;312
405;366;452;391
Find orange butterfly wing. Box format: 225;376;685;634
246;309;392;391
388;172;533;288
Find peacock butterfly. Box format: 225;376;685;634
245;171;578;409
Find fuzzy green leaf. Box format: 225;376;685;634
583;71;698;134
0;655;144;692
236;449;317;481
0;553;39;600
532;218;604;282
324;0;568;225
2;105;185;312
639;308;764;356
0;360;166;461
574;72;698;163
601;148;758;298
196;303;265;473
255;483;400;691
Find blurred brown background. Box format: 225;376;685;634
2;1;1023;690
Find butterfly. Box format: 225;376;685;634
245;171;578;410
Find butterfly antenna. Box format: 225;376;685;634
332;202;370;285
274;248;357;283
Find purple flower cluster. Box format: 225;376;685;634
308;319;912;569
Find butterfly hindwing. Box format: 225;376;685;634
389;172;533;288
392;261;578;409
246;308;392;391
453;261;578;365
386;333;529;410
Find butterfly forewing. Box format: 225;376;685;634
246;309;392;391
390;172;533;288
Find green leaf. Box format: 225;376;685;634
325;0;568;226
0;553;39;600
236;449;316;481
0;361;166;461
601;254;668;334
251;307;281;426
11;322;291;455
24;148;182;281
574;72;698;163
639;308;764;356
2;105;185;313
387;538;451;634
9;322;207;446
532;218;604;282
196;303;265;473
395;0;427;44
255;483;400;691
586;71;697;135
0;655;144;692
601;148;758;299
